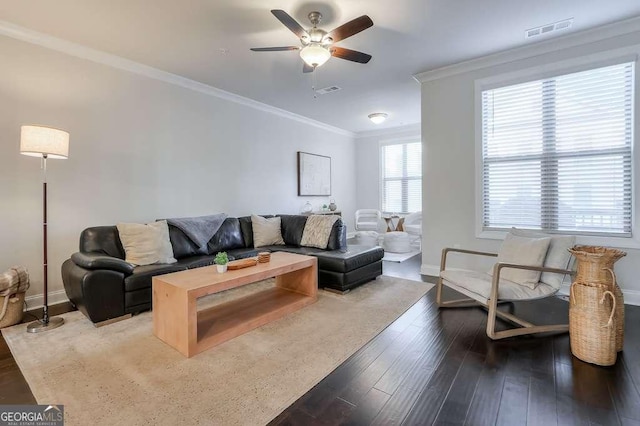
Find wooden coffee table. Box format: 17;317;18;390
152;252;317;357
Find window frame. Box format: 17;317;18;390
474;51;640;249
379;136;422;215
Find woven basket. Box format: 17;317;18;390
569;282;617;366
613;280;624;352
568;245;626;352
569;245;626;287
0;292;25;328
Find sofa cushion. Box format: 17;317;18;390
116;221;177;266
167;225;208;259
314;245;384;273
491;233;550;289
326;219;347;251
262;246;326;256
124;289;151;312
177;255;217;269
251;215;285;247
80;226;126;259
301;215;340;249
166;214;227;248
207;217;245;254
226;248;261;260
510;228;575;290
238;215;274;248
124;263;186;292
278;215;308;247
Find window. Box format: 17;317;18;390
381;141;422;213
481;61;634;236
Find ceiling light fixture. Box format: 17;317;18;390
299;43;331;68
368;113;388;124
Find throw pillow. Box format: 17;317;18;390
251;215;285;247
490;233;551;289
116;220;177;266
300;215;339;249
510;228;575;289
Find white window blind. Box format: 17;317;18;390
481;62;634;236
381;141;422;213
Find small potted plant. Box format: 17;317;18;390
215;252;228;273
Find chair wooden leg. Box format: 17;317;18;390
486;297;499;339
487;323;569;340
436;276;444;306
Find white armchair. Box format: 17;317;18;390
437;229;575;340
355;209;384;232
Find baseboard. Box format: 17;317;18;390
421;264;440;277
24;290;69;310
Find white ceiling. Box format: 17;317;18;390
1;1;640;133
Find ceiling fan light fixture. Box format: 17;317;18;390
368;113;388;124
300;43;331;67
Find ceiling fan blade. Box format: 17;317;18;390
250;46;300;52
331;47;372;64
327;15;373;43
271;9;309;39
303;63;315;73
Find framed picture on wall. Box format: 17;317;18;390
297;152;331;196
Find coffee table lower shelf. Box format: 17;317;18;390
197;287;315;349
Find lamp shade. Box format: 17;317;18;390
368;113;388;124
299;44;331;68
20;125;69;159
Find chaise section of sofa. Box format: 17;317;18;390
62;214;383;324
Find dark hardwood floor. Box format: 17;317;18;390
270;255;640;426
1;255;639;426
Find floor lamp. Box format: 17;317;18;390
20;125;69;333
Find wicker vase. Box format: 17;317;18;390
568;245;626;353
0;292;26;328
569;245;626;286
569;282;617;366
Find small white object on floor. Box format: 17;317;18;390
383;249;421;263
382;231;412;253
353;231;379;247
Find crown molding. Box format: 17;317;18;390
355;122;421;139
0;20;354;138
413;15;640;83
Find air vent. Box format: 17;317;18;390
315;86;342;95
525;18;573;39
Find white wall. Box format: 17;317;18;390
355;124;421;212
0;36;356;306
419;28;640;302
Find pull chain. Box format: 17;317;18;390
312;67;318;99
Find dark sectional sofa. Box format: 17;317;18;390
62;214;384;324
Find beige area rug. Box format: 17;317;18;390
3;276;433;426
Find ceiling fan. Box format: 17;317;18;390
250;9;373;73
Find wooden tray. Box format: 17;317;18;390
227;258;258;270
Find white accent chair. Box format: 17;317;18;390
437;230;575;340
402;211;422;248
355;209;384;232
